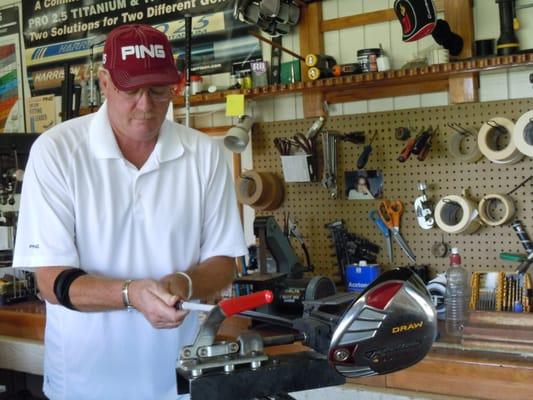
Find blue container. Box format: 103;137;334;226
345;264;380;292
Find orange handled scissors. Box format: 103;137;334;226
378;200;416;263
378;200;404;230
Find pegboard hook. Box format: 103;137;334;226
486;119;508;136
447;122;473;136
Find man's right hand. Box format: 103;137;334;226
128;279;189;329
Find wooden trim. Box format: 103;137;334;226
448;73;479;103
443;0;477;103
325;80;449;104
299;2;326;118
169;53;533;108
321;0;445;33
197;126;231;136
443;0;474;59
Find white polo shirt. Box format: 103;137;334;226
13;102;248;400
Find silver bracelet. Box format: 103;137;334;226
176;271;193;300
121;279;135;310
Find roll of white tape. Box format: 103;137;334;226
478;117;523;164
435;195;482;235
447;132;484;163
478;193;516;226
513;110;533;158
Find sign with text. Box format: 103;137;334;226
22;0;232;49
0;5;25;132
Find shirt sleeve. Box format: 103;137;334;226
199;141;248;262
12;134;79;269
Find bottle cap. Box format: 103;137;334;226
451;247;459;254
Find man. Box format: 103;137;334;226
13;24;247;400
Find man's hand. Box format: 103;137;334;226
128;279;189;329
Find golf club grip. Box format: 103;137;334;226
219;290;274;317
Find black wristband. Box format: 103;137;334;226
53;269;87;311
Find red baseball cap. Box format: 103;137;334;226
102;24;180;91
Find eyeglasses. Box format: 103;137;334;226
102;70;173;103
111;85;174;103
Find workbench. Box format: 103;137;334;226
1;302;533;400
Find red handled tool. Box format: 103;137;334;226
218;290;273;317
178;290;273;317
397;137;416;162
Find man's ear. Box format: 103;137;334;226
98;69;110;96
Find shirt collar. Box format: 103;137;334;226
89;101;184;163
154;118;184;163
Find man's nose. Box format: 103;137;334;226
135;89;154;110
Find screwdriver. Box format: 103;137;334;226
357;130;378;169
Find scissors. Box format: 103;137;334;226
378;199;417;263
369;209;393;264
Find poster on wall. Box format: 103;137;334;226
22;1;261;91
0;5;25;133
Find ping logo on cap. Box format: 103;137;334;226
121;44;166;61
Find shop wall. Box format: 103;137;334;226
3;0;532;128
252;98;533;278
190;0;533;128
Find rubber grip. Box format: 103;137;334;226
357;145;372;169
398;138;415;162
218;290;274;317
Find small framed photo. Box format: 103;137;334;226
345;170;383;200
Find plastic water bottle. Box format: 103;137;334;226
445;248;469;337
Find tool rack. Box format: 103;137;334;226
252;98;533;279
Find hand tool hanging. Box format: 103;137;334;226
305;101;329;139
398;126;434;162
414;182;435;230
512;220;533;274
378;199;417;263
321;131;339;198
184;14;192;127
369;210;393;264
357;130;378;169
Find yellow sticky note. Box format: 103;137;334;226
226;94;245;116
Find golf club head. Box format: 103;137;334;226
328;268;437;378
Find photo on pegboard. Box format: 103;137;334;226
345;170;383;200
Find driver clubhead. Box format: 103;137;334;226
328;268;437;378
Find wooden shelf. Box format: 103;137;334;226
171;53;533;109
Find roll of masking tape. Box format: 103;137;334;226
514;110;533;158
435;195;482;235
448;132;484;163
478;117;523;164
478;193;516;226
236;170;284;211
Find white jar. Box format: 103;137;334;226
190;75;203;95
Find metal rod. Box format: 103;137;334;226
516;2;533;9
184;14;192;127
248;30;305;61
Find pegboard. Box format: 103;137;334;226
251;99;533;282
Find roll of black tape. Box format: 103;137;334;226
475;39;495;57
